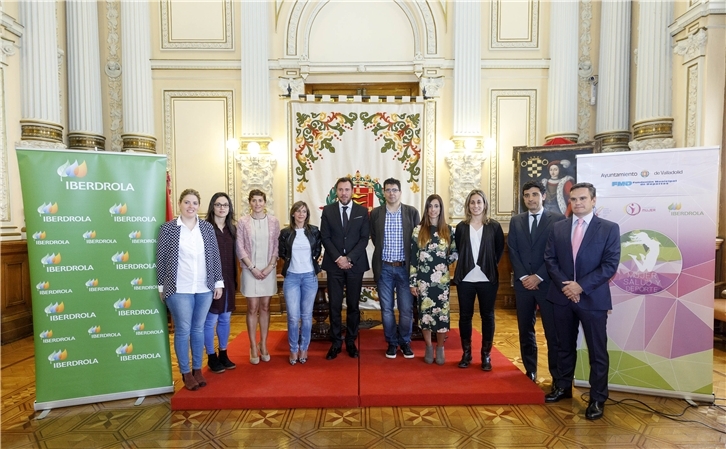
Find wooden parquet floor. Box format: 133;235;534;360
2;309;725;448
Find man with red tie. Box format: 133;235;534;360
543;182;620;421
320;177;370;360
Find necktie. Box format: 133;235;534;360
572;218;584;261
530;214;538;236
342;205;349;229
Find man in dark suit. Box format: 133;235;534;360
370;178;420;359
508;181;565;384
544;182;620;421
320;177;371;359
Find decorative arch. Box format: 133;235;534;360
284;0;438;60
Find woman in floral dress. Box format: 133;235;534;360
410;194;457;365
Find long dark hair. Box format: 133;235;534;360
287;201;311;232
206;192;236;238
417;194;450;246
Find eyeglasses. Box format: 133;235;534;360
384;189;400;194
214;203;230;208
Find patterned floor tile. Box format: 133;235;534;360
1;310;724;449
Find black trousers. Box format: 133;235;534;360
515;288;560;380
327;269;363;346
457;281;498;342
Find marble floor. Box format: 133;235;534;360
2;308;725;448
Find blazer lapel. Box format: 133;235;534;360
580;216;600;250
564;217;575;265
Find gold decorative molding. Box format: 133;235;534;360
68;133;106;150
594;131;630;152
20;120;63;143
121;134;156;153
632;119;673;139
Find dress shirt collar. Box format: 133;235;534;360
572;211;594;227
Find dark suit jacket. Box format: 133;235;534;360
508;210;565;294
544;215;620;310
369;203;420;282
320;202;370;275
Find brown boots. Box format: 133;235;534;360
182;369;207;391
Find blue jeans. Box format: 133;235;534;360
377;263;414;345
283;271;318;353
165;291;213;374
204;311;232;354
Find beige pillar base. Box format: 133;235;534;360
594;131;631;153
68;133;106;151
543;132;579;143
122;134;156;153
20;120;63;143
629;118;675;151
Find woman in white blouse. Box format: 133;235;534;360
157;189;224;391
453;189;505;371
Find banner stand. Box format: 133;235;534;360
575;147;719;402
16;148;174;411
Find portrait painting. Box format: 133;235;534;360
512;141;601;216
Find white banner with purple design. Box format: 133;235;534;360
575;147;719;401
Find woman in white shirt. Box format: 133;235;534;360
157;189;224;391
278;201;322;365
453;189;505;371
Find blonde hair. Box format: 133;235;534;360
463;189;489;224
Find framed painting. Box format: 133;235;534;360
512;141;601;217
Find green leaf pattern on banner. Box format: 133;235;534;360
360;111;421;192
294;111;358;192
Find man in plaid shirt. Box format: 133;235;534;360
370;178;421;359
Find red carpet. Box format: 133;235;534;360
171;329;544;410
358;329;544;407
171;331;359;410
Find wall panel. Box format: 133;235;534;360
489;90;537;220
163;91;235;211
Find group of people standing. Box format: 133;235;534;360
325;177;505;372
156;176;620;422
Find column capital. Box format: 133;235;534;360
445;151;486;219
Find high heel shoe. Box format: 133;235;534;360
259;343;271;362
249;346;260;365
298;350;308;364
289;352;298;366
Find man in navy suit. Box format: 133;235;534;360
508;181;565;385
320;177;370;359
544;182;620;421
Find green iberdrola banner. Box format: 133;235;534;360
16;148;173;410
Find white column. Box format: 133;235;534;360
120;0;155;153
66;0;105;150
239;2;275;207
546;1;579;142
452;0;481;138
629;1;675;151
241;1;270;138
447;1;485;217
19;0;63;143
594;0;631;152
